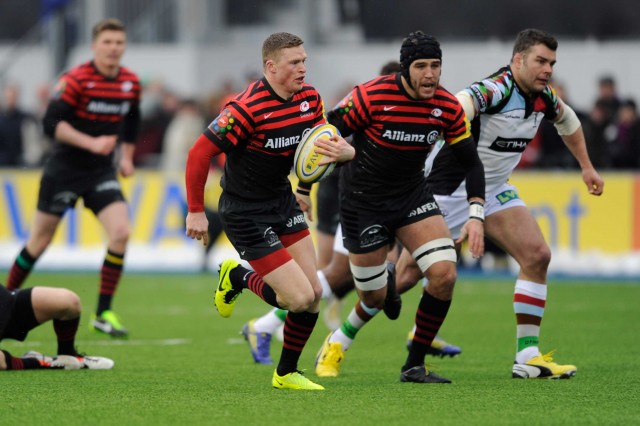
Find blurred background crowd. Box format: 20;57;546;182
2;70;638;171
1;0;639;172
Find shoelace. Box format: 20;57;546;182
323;344;343;363
539;350;557;363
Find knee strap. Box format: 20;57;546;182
350;263;388;291
412;238;457;273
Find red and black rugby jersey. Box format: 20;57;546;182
203;77;325;201
328;73;471;202
43;60;141;170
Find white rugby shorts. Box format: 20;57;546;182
436;183;526;239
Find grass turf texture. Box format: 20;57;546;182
1;272;639;425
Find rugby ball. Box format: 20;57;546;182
294;123;339;184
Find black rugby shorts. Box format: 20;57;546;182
0;288;38;342
37;168;126;216
340;184;441;254
219;191;308;261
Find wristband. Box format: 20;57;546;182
296;186;311;196
469;201;485;222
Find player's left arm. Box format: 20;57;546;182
296;95;355;220
445;99;485;258
320;86;364;166
553;98;604;196
118;143;135;177
296;133;353;220
296;131;355;222
327;85;370;138
312;96;354;165
118;92;141;177
456;90;478;122
449;136;486;258
295;95;325;219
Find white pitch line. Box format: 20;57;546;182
4;338;192;348
226;337;246;345
81;338;192;346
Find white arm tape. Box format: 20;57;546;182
469;202;485;222
554;101;581;135
456;90;477;121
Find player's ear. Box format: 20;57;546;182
512;52;523;68
265;59;276;75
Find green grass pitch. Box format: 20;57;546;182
1;272;639;425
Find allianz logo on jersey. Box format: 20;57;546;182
265;135;301;149
489;136;531;152
382;130;439;144
87;100;130;115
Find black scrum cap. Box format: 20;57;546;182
400;31;442;82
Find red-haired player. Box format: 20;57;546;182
185;32;354;390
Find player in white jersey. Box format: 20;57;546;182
396;28;604;379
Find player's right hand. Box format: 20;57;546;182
91;135;118;155
186;211;209;246
457;218;484;259
582;167;604;196
295;192;313;222
314;134;355;164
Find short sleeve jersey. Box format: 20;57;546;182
44;61;141;171
204;78;326;201
427;66;560;196
329;73;470;203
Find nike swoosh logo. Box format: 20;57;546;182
274;378;283;386
383;106;396;111
218;268;229;291
264;113;274;119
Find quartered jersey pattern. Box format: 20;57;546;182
428;66;560;197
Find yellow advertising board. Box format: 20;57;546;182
509;171;637;253
0;170;224;247
1;169;638;254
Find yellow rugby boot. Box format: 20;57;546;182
91;310;129;338
512;350;577;379
215;259;243;318
315;333;346;377
272;370;325;390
